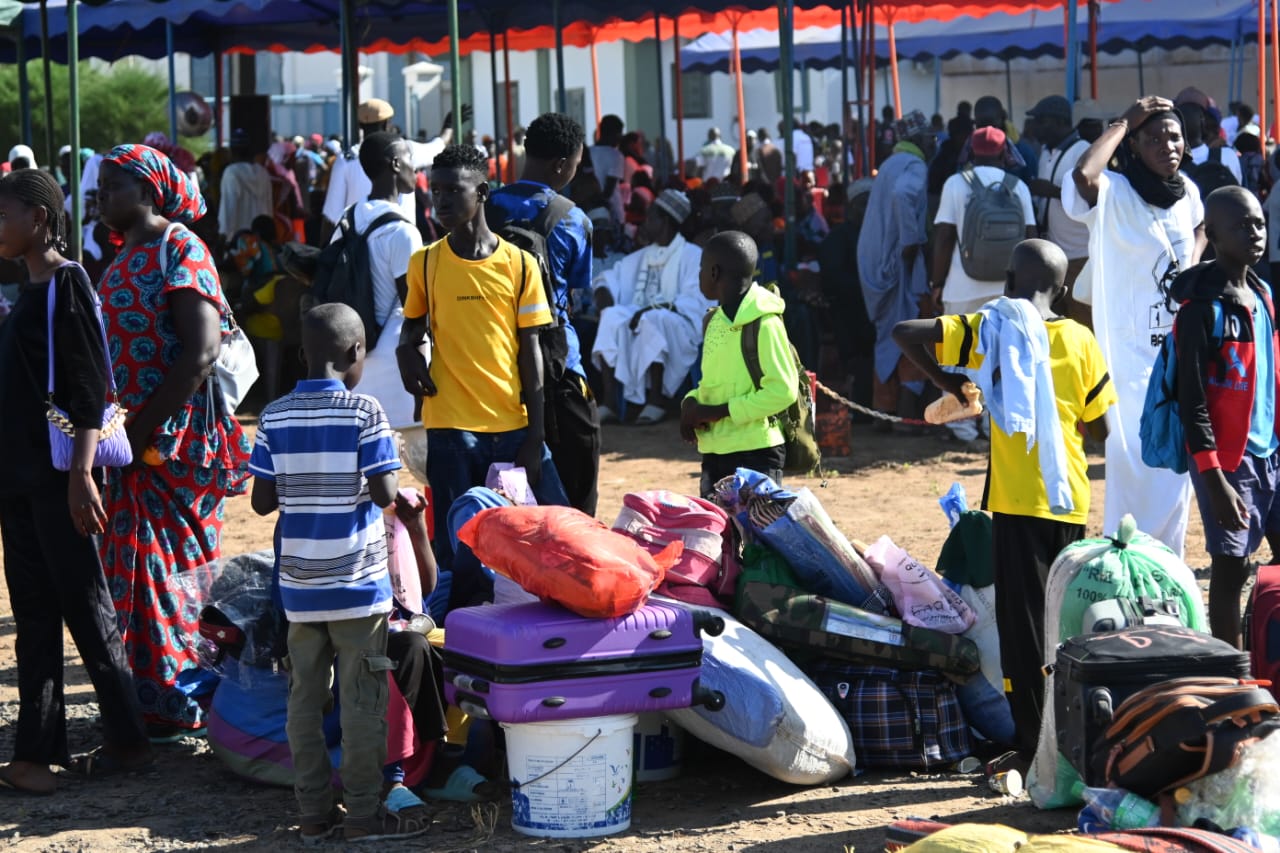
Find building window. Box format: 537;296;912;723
672;68;712;119
773;67;811;115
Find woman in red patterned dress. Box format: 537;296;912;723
96;144;251;742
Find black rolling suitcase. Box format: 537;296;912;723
1053;625;1251;785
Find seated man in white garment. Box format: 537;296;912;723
592;189;709;425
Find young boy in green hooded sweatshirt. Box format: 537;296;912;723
681;230;798;497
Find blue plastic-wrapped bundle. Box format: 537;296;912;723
713;469;892;614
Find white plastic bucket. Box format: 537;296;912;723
502;714;636;838
633;713;684;782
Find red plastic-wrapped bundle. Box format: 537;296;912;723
457;505;681;618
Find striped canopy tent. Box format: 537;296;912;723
5;0;1226;266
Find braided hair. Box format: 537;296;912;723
0;168;69;251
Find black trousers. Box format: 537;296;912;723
992;512;1084;756
0;489;148;766
545;371;601;517
700;444;786;500
386;630;449;744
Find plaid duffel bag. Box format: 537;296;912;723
805;660;972;769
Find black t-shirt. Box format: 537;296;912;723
0;263;108;493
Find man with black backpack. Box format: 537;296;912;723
931;125;1037;441
1180;101;1242;196
312;131;422;432
487;112;601;515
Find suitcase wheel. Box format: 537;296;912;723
542;637;567;649
694;613;726;637
694;683;726;711
1088;687;1113;726
541;696;567;708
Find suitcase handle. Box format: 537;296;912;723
1089;687;1114;726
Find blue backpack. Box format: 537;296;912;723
1139;300;1224;474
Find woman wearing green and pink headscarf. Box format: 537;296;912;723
96;143;250;742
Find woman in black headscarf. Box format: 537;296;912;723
1061;95;1206;559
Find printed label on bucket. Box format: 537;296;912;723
511;745;633;833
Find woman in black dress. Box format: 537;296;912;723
0;169;151;794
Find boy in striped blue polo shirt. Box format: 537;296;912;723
250;303;424;843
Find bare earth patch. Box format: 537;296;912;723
0;419;1209;851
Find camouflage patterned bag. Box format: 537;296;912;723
737;581;981;677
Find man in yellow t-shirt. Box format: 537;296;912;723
396;144;568;584
893;239;1116;759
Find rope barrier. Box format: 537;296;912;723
813;379;939;428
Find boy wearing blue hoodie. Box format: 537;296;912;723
681;230;798;497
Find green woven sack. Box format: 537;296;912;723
1029;514;1207;810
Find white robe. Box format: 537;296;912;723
592;238;710;405
1063;170;1203;556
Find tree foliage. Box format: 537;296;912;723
0;62;173;163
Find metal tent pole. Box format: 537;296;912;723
1270;0;1279;140
840;4;849;142
1065;0;1079;103
653;11;668;181
553;0;566;112
489;27;500;170
934;58;941;116
887;19;901;117
674;16;685;181
446;0;463;132
1260;0;1268;149
346;1;361;140
17;17;31;148
1136;50;1145;95
167;22;179;143
68;0;81;262
215;49;224;150
1088;0;1099;100
504;32;516;183
39;0;54;168
1005;60;1013;117
778;0;795;272
339;0;352;146
733;21;748;183
590;32;602;132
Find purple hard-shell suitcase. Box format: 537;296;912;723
442;599;726;723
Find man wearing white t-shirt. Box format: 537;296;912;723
590;115;627;226
931;126;1036;441
322;98;461;241
1026;96;1092;306
335;131;424;431
695;128;736;180
783;120;815;173
931;126;1037;316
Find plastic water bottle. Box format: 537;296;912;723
1074;784;1159;831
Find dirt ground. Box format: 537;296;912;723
0;416;1211;852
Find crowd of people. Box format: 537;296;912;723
2;79;1280;843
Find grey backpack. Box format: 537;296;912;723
958;166;1026;281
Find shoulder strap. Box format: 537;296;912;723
740;317;764;391
1000;172;1019;193
1210;146;1223;165
363;209;410;237
157;221;184;277
532;193;576;237
46;262;116;397
960;165;977;191
421;242;442;334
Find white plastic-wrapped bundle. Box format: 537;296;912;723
662;599;856;785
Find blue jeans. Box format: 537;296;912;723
426;428;569;573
